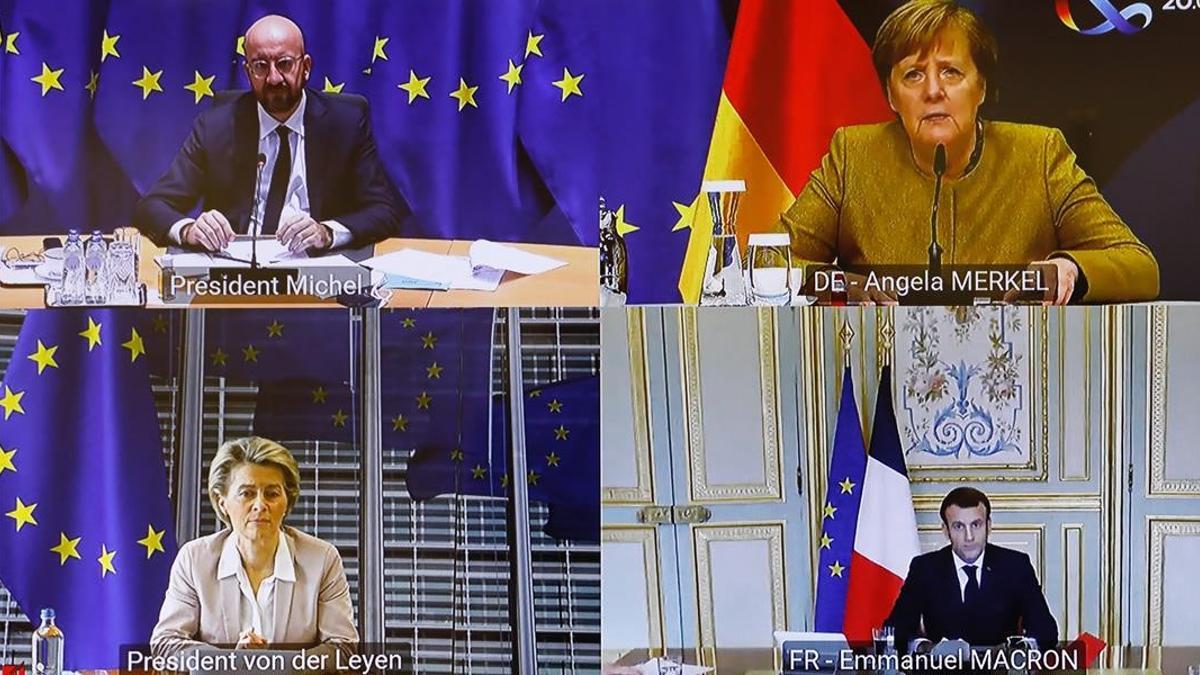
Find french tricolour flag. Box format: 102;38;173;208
843;365;921;642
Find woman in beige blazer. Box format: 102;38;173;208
151;437;358;660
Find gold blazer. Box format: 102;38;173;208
779;120;1159;302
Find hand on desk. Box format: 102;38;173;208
277;211;332;254
183;210;236;252
236;628;269;649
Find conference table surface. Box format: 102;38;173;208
0;234;598;308
609;646;1199;674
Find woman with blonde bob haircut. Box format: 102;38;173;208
151;437;357;661
778;0;1158;305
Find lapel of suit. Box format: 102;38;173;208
233;94;259;233
303;89;328;219
942;547;966;611
218;574;242;644
976;544;997;605
272;528;297;642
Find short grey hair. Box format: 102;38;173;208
207;436;301;525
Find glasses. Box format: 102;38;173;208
247;56;303;79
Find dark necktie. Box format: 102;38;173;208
963;564;980;606
262;125;291;235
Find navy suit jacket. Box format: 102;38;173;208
133;88;406;247
886;544;1059;653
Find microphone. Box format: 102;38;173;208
928;143;947;275
250;153;267;270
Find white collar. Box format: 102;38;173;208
217;528;296;583
952;546;985;573
257;90;307;142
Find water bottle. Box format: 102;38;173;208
31;607;64;675
60;230;85;305
84;230;108;304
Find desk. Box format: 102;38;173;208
0;235;598;308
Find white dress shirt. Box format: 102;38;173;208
169;90;351;248
952;548;986;603
217;532;296;641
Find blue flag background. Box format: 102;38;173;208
0;309;177;669
0;0;584;246
812;366;867;633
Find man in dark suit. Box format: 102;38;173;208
134;15;405;253
886;487;1058;654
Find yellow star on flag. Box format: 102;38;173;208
400;317;416;328
266;320;284;337
546;452;560;467
426;362;443;379
672;199;698;232
471;465;487;480
398;70;431;104
525;31;544;58
838;477;856;494
391;414;408;432
210;348;228;367
828;560;845;577
236;35;245;56
822;502;837;520
415;391;432;410
323;77;345;94
79;317;102;350
614;205;639;237
31;62;65;96
552;67;584;102
820;532;833;550
0;387;25;420
372;36;390;62
85;70;100;100
0;446;15;475
529;389;542;398
554;425;569;441
421;332;437;349
6;498;37;531
122;328;145;362
27;340;59;374
132;66;164;100
311;386;328;404
242;344;259;362
4;31;19;55
98;545;117;577
152;314;169;333
137;525;166;559
100;30;121;62
527;470;541;486
499;59;523;94
184;70;215;104
547;399;563;413
331;409;348;427
450;448;464;462
500;474;510;489
51;532;82;565
449;78;478;111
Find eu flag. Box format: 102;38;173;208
813;366;867;633
0;309;177;669
517;0;730;300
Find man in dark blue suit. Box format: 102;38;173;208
886;487;1058;654
134;15;405;253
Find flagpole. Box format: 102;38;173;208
175;308;205;544
504;308;538;674
356;308;386;644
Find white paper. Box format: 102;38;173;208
360;249;503;291
632;658;712;675
223;239;305;265
468;239;566;275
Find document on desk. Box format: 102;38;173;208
361;249;504;291
158;242;363;273
360;241;565;292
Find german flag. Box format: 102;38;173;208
678;0;894;303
